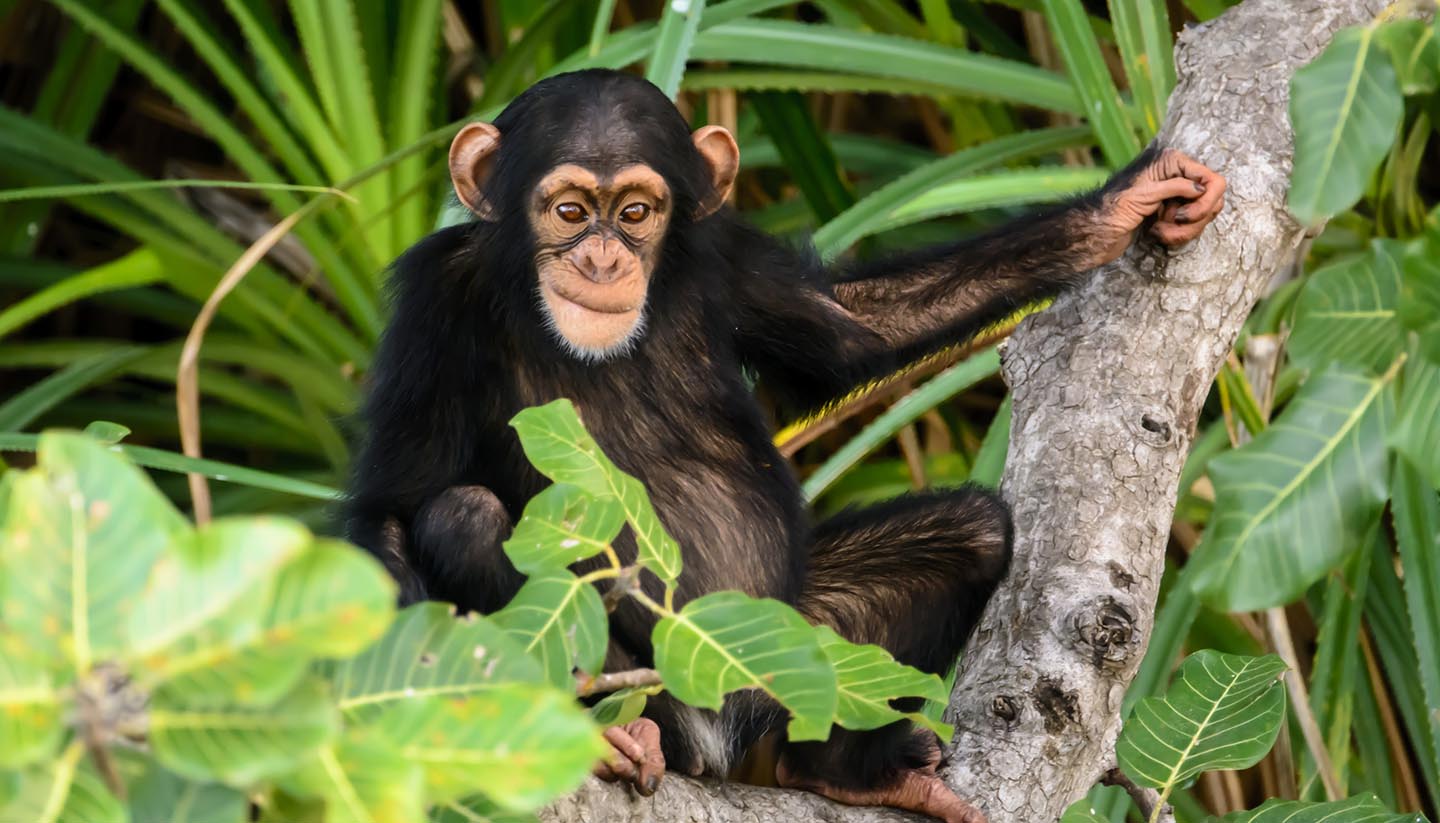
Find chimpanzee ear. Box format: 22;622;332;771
449;122;502;219
692;125;739;217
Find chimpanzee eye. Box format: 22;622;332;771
619;203;651;224
556;203;588;223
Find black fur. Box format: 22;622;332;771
345;69;1147;790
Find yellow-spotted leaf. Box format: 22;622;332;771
0;432;188;673
1117;651;1286;797
373;686;605;810
329;603;541;723
1216;794;1417;823
815;626;952;737
1288;24;1404;225
431;796;538;823
149;678;339;786
281;732;425;823
653;592;836;741
0;745;127;823
492;570;607;688
503;483;624;574
149;539;395;707
0;651;61;768
1189;364;1396;612
510;400;682;584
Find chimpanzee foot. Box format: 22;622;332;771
592;718;666;796
776;746;986;823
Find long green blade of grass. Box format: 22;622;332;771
0;348;149;431
0;249;163;341
1042;0;1141;165
1108;0;1174;136
648;0;707;99
1392;458;1440;789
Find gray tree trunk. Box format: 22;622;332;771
541;0;1388;819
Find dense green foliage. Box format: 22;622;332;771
1;1;1439;821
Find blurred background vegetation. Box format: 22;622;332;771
1;0;1438;821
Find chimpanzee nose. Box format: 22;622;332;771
572;243;626;284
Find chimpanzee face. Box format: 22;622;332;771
446;78;737;361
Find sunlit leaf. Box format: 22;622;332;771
0;652;61;768
1290;241;1404;375
814;626;951;737
431;796;537;823
511;400;682;584
0;747;127;823
1216;793;1417;822
0;432;187;673
282;731;425;823
149;678;339;786
329;603;540;722
653;592;836;741
503;483;624;575
1117;651;1286;795
1189;364;1397;612
1288;24;1404;225
373;686;605;810
589;687;651;727
492;570;608;689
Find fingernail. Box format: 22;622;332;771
1175;210;1190;224
646;776;660;793
1193;182;1205;193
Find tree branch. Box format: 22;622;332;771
541;1;1389;819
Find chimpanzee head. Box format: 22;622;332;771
448;69;739;361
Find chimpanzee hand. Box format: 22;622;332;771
1089;148;1226;268
593;718;666;796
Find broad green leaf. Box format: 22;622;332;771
1391;356;1440;488
1059;796;1113;823
511;400;681;584
282;732;425;823
1215;793;1417;823
1117;651;1286;797
589;687;652;727
1189;365;1397;612
81;421;129;445
148;540;395;706
374;686;605;810
149;679;339;786
0;432;187;673
816;626;952;737
432;796;537;823
0;749;127;823
0;652;61;768
129;764;247;823
653;591;836;741
1401;233;1440;363
503;483;625;575
128;517;310;658
1290;242;1404;375
330;603;541;722
1288;24;1404;225
1391;459;1440;789
1376;19;1440;94
492;571;608;689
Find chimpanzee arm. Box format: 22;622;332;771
733;148;1225;411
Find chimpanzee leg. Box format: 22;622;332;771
404;485;522;613
780;487;1012;822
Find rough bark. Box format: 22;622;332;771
541;1;1387;819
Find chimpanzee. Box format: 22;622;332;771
345;69;1224;823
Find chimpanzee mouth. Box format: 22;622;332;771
546;282;639;315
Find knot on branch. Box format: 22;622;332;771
1032;676;1080;734
1069;596;1139;669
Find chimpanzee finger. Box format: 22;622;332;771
1127;177;1207;209
627;718;666;796
593;759;618;782
1150;220;1202;246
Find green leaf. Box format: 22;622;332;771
0;249;162;341
749;91;855;223
129;763;247;823
1059;796;1113;823
0;748;127;823
1109;0;1175;136
0;652;61;768
149;678;340;786
1214;793;1417;823
329;603;541;722
282;732;425;823
1290;242;1404;375
652;591;836;741
1042;0;1140;166
431;796;537;823
0;432;188;672
148;540;396;706
1376;19;1440;95
0;347;147;432
815;625;951;737
492;571;608;688
1391;458;1440;790
1391;355;1440;488
1189;364;1397;612
647;0;706;99
374;686;605;810
511;400;682;584
502;483;625;575
1117;651;1286;798
589;687;652;727
1400;233;1440;363
81;421;129;445
1288;24;1404;226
